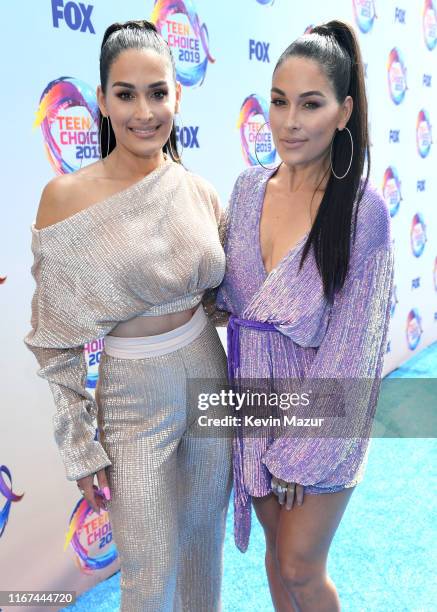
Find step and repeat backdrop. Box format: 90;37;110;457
1;0;436;608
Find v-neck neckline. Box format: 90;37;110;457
256;167;310;279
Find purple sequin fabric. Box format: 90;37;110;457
216;166;394;552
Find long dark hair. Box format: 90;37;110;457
98;20;180;162
275;20;370;303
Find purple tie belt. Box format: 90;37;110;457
227;314;277;381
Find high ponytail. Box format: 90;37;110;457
98;20;181;162
274;20;370;302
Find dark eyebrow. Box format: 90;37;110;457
271;87;326;98
112;80;168;89
112;81;135;89
147;80;168;89
300;90;326;98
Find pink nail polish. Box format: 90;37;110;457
103;486;111;501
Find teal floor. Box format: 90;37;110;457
68;342;437;611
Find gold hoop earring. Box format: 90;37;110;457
254;122;281;171
330;127;353;179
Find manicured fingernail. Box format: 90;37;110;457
103;486;111;501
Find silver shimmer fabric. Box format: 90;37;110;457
24;157;232;609
96;321;231;611
24;156;226;481
216;166;395;552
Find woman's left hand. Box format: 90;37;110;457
271;476;304;510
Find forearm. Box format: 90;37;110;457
25;341;112;481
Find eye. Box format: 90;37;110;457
271;98;286;106
152;89;168;100
117;91;134;101
303;101;319;109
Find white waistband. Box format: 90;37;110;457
104;305;208;359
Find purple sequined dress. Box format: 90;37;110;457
216;166;394;552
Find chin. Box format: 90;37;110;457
278;151;307;165
133;144;166;158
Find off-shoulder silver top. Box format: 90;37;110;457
24;157;225;481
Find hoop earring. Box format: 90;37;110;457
99;115;110;159
167;113;184;161
330;126;353;180
254;122;281;171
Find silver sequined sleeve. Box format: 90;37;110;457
24;237;112;481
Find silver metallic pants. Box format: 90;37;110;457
96;320;232;611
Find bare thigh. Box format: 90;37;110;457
252;493;281;547
253;488;355;565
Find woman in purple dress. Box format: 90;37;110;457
216;20;394;611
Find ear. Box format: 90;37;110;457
96;85;108;117
174;81;182;114
338;95;353;130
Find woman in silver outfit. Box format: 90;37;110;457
25;20;232;612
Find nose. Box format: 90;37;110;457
284;104;301;130
134;96;154;121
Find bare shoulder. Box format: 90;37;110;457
35;162;104;229
35;174;79;229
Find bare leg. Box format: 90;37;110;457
276;488;354;611
253;488;355;612
253;493;295;611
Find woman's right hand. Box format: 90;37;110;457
76;468;111;514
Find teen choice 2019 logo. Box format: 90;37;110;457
353;0;377;33
383;167;402;217
64;496;117;573
85;338;104;390
238;94;277;167
423;0;437;50
34;77;99;175
416;110;432;157
387;48;407;104
151;0;214;87
410;213;427;257
406;309;423;350
0;465;24;538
